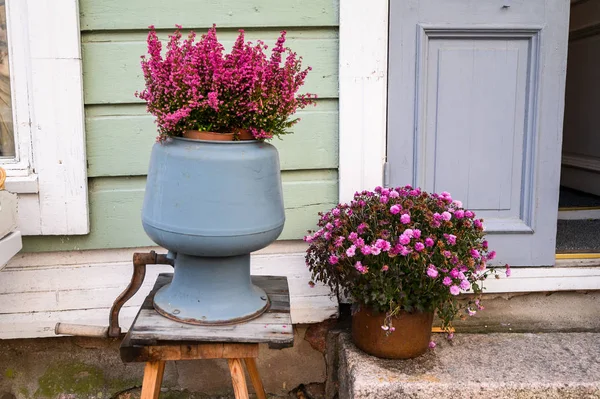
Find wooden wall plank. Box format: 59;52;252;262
80;0;339;31
86;101;338;176
22;172;337;252
81;34;338;104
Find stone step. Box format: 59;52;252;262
328;331;600;398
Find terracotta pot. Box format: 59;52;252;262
233;128;255;140
352;306;434;359
183;130;235;141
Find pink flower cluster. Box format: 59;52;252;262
137;25;316;141
304;185;509;334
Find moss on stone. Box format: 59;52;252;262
4;368;15;379
35;362;105;398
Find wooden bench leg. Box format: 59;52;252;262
141;361;166;399
228;358;250;399
244;357;267;399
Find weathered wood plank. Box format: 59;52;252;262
81;35;338;104
80;0;339;31
85;101;338;177
22;173;337;251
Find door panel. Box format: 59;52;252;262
387;0;570;266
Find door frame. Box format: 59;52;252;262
338;0;389;203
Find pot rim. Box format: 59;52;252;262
172;136;260;144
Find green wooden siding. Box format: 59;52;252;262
22;1;339;252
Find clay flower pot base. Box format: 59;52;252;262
351;306;434;359
183;129;256;141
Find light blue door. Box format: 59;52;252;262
387;0;570;266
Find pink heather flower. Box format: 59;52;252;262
334;219;342;228
303;235;313;243
433;212;442;221
441;191;452;200
482;240;489;249
371;246;381;255
470;249;481;259
475;299;485;310
389;326;396;332
390;205;401;215
452;200;463;208
400;214;411;224
361;245;373;255
454;209;465;219
355;261;368;274
381;325;389;331
457;271;465;280
332;208;341;217
506;264;511;277
325;223;333;230
467;308;476;316
441;211;452;221
429;341;436;349
399;234;411;245
413;229;422;239
487;250;496;260
427;264;438;278
381;188;390;196
431;220;441;228
447;332;455;340
358;200;366;207
449;285;460;296
409;189;419;196
415;242;425;252
443;250;452;258
465;210;475;218
445;234;457;245
442;276;453;286
450;268;459;278
474;219;483;229
380;196;389;204
355;238;365;248
329;255;339;265
346;245;356;257
425;237;435;247
334;236;345;248
460;279;471;291
403;228;414;238
348;232;358;242
357;223;368;234
389;190;400;198
374;186;383;193
324;232;332;240
381;264;389;271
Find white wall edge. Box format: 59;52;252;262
338;0;389;203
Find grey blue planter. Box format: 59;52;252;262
142;137;285;325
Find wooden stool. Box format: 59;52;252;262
120;273;294;399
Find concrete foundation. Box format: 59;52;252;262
0;327;325;399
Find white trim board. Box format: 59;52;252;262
338;0;389;202
558;208;600;220
6;0;89;235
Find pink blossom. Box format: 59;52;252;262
399;234;411;245
445;234;457;245
465;210;475;218
427;264;438;278
348;232;358;242
375;239;391;252
474;219;483;229
505;264;511;277
454;209;465;219
452;200;463;208
325;223;333;230
447;332;454;340
390;205;401;215
413;229;422;239
482;240;489;249
355;238;365;248
450;268;459;278
442;277;453;286
329;255;339;265
357;223;368;234
354;261;368;274
374;186;383;193
303;235;313;243
429;341;436;349
381;264;389;271
380;196;389;204
443;250;452;258
467;308;476;316
441;211;452;221
449;285;460;296
403;229;414;238
400;213;411;224
475;299;485;310
487;250;496;260
334;236;345;248
389;190;400;198
370;246;381;255
470;249;481;259
425;237;435;247
400;246;412;256
441;191;452;201
459;279;471;291
324;232;331;240
332;208;341;217
415;242;425;252
361;245;372;255
433;213;443;221
346;245;356;257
